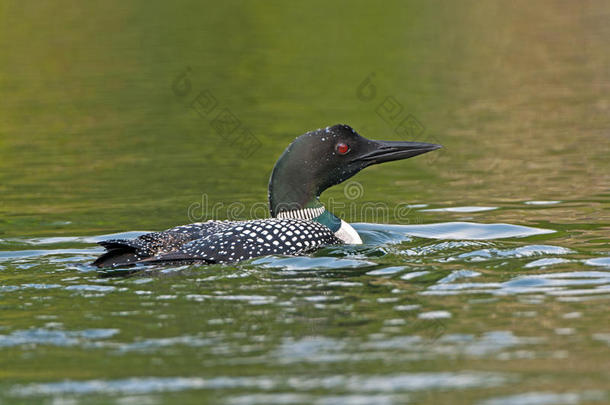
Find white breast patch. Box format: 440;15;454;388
334;220;363;244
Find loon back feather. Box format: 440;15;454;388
94;219;342;268
150;219;340;264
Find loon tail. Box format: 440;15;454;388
93;222;230;268
92;238;215;268
93;240;140;268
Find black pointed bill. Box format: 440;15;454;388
357;140;442;165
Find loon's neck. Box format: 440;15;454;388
268;153;318;217
268;142;362;244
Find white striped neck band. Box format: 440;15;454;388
275;206;325;220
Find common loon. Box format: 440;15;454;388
93;124;441;267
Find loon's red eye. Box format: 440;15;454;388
336;142;350;155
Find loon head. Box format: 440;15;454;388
268;124;441;242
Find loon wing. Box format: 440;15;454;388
92;221;233;267
94;219;341;267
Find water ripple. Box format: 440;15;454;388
420;206;498;213
252;256;376;270
478;390;606;405
0;328;118;348
453;245;572;262
354;222;554;240
423;271;610;297
10;371;508;397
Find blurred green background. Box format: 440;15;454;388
2;1;607;237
